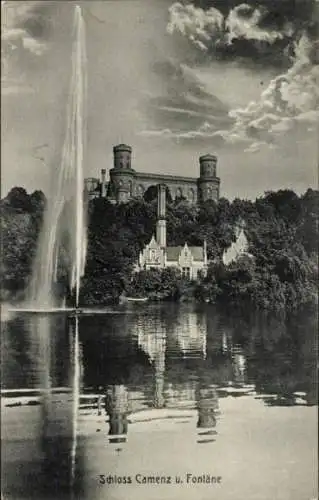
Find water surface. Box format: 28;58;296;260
1;303;317;500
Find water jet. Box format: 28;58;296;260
27;5;87;311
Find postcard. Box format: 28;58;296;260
1;1;318;499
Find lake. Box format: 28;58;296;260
1;302;318;500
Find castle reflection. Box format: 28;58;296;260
105;384;129;447
2;303;317;500
87;306;229;449
26;305;316;462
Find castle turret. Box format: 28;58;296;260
197;154;220;203
105;385;129;444
113;143;132;170
156;184;166;248
196;386;219;430
109;144;136;203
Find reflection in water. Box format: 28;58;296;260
70;316;81;495
1;303;318;499
105;384;129;447
232;348;246;386
38;315;82;498
2;314;84;499
196;385;219;444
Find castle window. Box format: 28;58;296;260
176;188;182;199
182;267;191;279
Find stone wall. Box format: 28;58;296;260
84;144;221;205
134;173;198;203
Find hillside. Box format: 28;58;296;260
1;187;318;312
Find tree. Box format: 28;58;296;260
0;186;318;310
4;187;32;212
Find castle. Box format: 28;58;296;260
84;144;220;205
135;184;208;280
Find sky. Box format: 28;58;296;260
1;0;319;200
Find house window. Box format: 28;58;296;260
182;267;191;279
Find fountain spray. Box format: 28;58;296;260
29;5;87;309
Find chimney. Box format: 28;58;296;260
156;184;166;248
101;169;106;197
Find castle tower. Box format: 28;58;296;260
197;154;220;203
156;184;166;248
196;386;219;430
109;144;136;203
105;385;129;444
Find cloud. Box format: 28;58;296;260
225;3;294;44
244;141;267;153
167;2;224;51
220;33;319;147
146;59;231;135
163;4;319;150
139;121;238;145
1;1;50;94
167;2;293;48
167;1;316;66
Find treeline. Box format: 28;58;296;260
1;186;318;312
0;187;46;301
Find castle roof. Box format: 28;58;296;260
113;144;132;152
166;246;205;262
199;154;217;162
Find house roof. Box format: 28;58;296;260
148;235;160;249
166;245;205;262
166;246;182;261
189;246;205;261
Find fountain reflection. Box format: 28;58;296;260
2;314;84;499
39;315;83;498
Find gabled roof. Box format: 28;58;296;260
166;245;205;262
188;246;205;261
166;246;182;261
148;235;161;249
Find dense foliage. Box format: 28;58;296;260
0;188;45;301
1;186;318;311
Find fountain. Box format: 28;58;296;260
7;6;122;317
27;5;87;312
